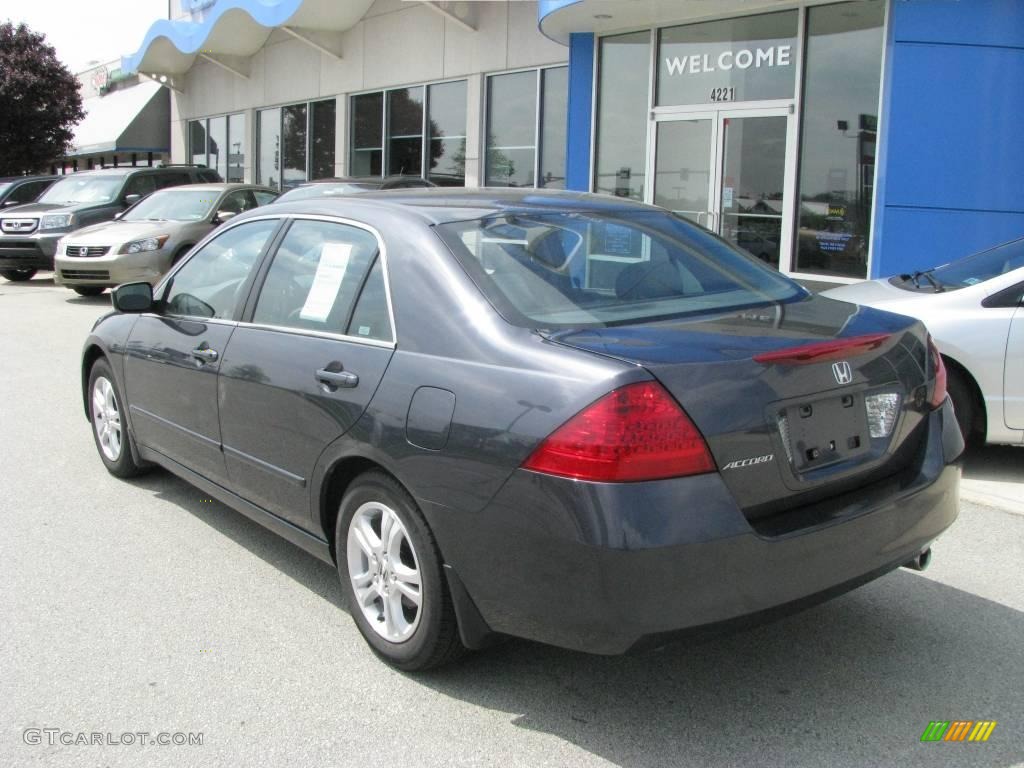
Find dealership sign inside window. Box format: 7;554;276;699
657;11;798;106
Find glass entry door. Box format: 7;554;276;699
650;108;794;270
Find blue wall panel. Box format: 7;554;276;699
872;0;1024;278
565;33;595;192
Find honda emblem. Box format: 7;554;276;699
832;361;853;385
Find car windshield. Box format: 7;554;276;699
38;176;122;204
276;182;379;202
927;237;1024;290
437;210;807;329
122;189;217;222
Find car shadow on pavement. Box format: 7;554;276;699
132;470;1022;768
962;443;1023;484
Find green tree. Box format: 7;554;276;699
0;22;84;175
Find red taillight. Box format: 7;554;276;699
753;333;891;366
928;335;947;409
521;381;715;482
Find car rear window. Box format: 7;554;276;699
436;210;806;329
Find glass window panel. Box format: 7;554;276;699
347;258;393;341
252;220;379;334
281;103;308;190
207;115;228;182
189;120;207;167
164;220;279;320
719;116;787;269
427;80;467;186
486;71;537;187
311;99;336;180
227;113;246;182
595;32;649;200
539;66;568;189
388;87;424;176
257;108;281;190
795;1;884;278
653;119;712;223
657;11;798;106
351;92;383;177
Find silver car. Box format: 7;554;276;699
54;183;278;296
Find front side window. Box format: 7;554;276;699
124;175;158;199
163;219;279;319
252;219;382;336
436;211;804;329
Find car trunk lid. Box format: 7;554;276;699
541;295;933;517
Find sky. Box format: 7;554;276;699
0;0;169;73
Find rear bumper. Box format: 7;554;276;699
0;233;60;270
428;399;962;655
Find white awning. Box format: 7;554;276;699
70;81;170;156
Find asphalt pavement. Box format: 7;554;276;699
2;275;1022;768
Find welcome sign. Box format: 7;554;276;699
657;12;798;106
664;45;793;76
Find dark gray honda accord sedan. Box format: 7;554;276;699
81;189;963;670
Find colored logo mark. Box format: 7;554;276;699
920;721;997;742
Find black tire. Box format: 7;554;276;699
336;470;465;671
946;365;981;446
1;268;36;281
87;358;147;478
73;286;106;297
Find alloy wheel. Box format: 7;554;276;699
346;501;423;643
92;377;123;461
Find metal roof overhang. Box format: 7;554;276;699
122;0;376;78
538;0;822;44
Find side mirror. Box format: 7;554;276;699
213;210;237;224
112;281;153;313
123;193;142;207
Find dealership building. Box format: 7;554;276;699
121;0;1023;284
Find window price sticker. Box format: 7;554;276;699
300;242;352;322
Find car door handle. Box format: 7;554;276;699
191;347;219;363
316;368;359;390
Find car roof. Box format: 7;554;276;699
150;183;276;193
0;175;56;183
51;167;210;179
265;187;658;225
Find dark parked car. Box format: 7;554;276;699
0;175;58;210
275;175;435;202
81;190;963;670
0;165;220;282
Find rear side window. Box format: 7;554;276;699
436;211;805;329
197;168;221;182
124;174;158;199
162;219;279;319
7;180;52;204
155;172;191;189
346;259;392;341
254;190;278;206
251;220;382;336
